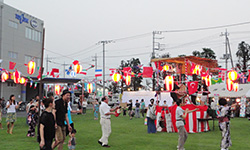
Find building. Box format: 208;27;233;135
0;1;44;101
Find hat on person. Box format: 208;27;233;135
61;90;71;96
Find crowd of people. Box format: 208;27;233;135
0;86;247;150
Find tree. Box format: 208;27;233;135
200;48;216;59
178;54;186;57
119;58;143;91
236;41;250;72
192;50;201;57
161;53;170;58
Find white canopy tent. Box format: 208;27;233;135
209;83;250;98
122;91;173;107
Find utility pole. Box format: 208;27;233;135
221;29;234;70
93;53;97;93
98;40;112;97
152;31;163;91
61;62;71;78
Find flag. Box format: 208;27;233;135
143;67;153;78
211;78;222;84
95;69;102;77
240;73;247;84
86;65;95;71
109;68;116;76
65;65;72;75
80;69;87;75
50;68;59;77
123;67;132;76
187;81;198;95
218;70;226;81
154;61;163;71
9;61;16;70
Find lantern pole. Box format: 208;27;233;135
37;28;45;144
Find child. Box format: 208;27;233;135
176;99;198;150
68;129;77;150
217;98;232;150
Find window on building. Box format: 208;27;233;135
8;51;18;59
7;82;16;87
8;20;18;29
25;55;33;64
25;27;41;42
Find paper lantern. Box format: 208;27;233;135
55;85;61;95
125;75;131;86
13;70;20;83
73;64;82;74
112;72;121;83
192;65;202;75
163;65;169;71
1;72;9;82
19;77;26;84
165;75;174;91
226;79;233;91
205;75;211;87
228;70;238;81
27;61;36;75
87;83;93;93
233;83;239;92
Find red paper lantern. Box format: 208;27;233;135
228;70;237;81
192;65;202;75
13;70;20;83
1;72;9;82
163;65;169;71
112;72;121;83
55;85;61;95
205;75;211;87
74;64;82;74
27;61;36;75
165;75;174;91
125;75;131;86
226;79;233;91
87;83;93;93
233;83;239;92
19;77;26;84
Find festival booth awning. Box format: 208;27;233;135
209;83;250;98
151;56;218;74
155;104;209;133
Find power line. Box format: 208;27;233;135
162;21;250;33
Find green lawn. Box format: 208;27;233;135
0;111;250;150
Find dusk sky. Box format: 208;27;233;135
4;0;250;80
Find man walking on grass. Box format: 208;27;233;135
98;96;119;148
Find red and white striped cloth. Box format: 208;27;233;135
155;104;209;133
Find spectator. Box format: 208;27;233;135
162;100;168;107
140;99;145;117
127;99;133;120
39;98;55;150
6;95;22;134
0;98;3;129
135;100;140;118
77;96;83;115
82;97;87;115
93;99;99;120
27;104;38;137
146;99;156;133
52;90;72;150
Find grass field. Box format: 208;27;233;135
0;110;250;150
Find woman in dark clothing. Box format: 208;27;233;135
27;105;38;137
